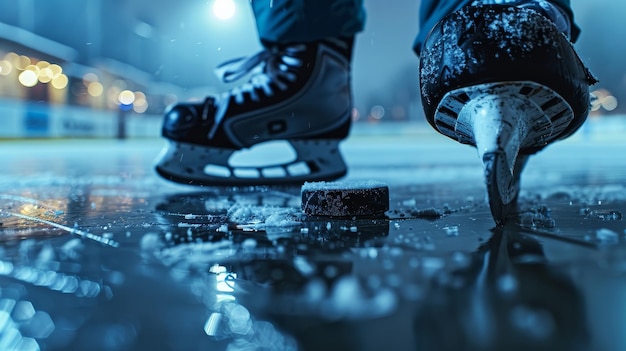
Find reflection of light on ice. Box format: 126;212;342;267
224;304;252;335
203;312;223;337
210;264;237;293
0;295;56;351
318;275;398;320
202;265;297;350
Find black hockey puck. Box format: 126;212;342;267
301;180;389;217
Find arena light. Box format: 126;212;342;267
212;0;236;20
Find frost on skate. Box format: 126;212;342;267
419;4;597;224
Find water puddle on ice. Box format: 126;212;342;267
1;176;625;350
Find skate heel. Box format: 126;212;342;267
434;81;574;223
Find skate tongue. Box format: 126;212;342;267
214;50;271;83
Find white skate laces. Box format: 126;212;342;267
214;45;305;104
206;45;307;139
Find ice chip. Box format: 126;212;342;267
443;225;459;237
402;198;417;207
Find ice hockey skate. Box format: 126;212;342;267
156;37;354;186
419;0;597;224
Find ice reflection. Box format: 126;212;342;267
1;260;104;298
200;265;297;350
414;228;590;351
153;186;608;350
321;275;397;319
0;293;55;351
155;189;407;345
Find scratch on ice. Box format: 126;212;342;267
7;212;120;248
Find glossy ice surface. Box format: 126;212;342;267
0;124;624;351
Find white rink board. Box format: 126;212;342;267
0;98;161;138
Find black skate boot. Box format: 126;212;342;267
419;0;597;224
156;37;354;186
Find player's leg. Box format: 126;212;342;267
156;0;365;186
415;0;596;224
413;0;580;54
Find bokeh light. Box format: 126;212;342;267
38;68;54;83
83;72;99;84
17;55;31;70
0;60;12;76
87;82;104;97
51;74;69;89
18;70;38;87
370;105;385;120
118;90;135;105
602;96;618;111
133;91;149;113
591;89;619;112
48;64;63;78
35;60;50;70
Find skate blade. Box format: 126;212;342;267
154;139;347;186
482;152;529;225
433;81;573;224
